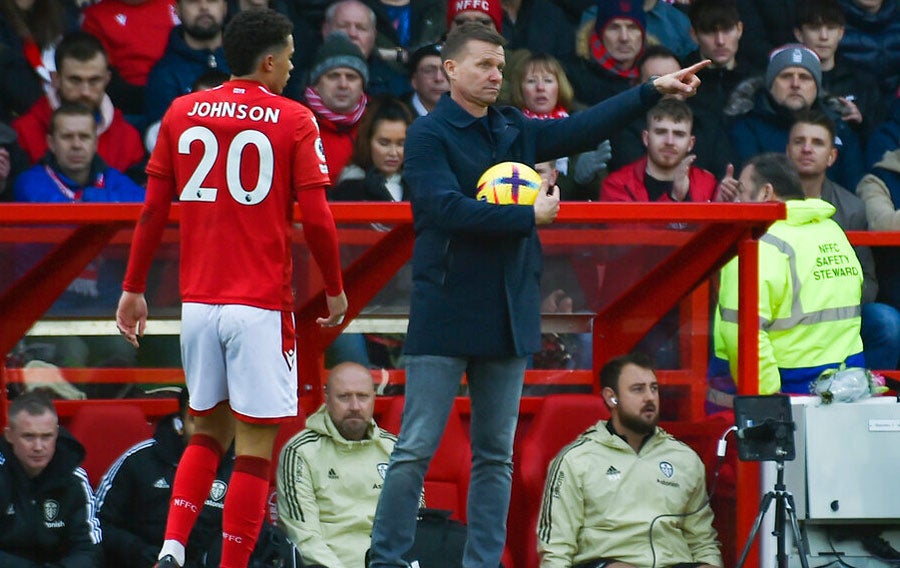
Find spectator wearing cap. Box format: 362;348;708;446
569;0;646;106
321;0;411;98
577;0;697;60
725;43;865;190
446;0;504;32
303;32;369;186
406;43;448;116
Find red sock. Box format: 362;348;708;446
164;434;223;544
220;455;270;568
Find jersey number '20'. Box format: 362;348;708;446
178;125;274;204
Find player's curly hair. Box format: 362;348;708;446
223;8;293;77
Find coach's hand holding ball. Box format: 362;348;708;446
533;179;560;225
475;160;559;224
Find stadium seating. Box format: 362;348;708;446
509;394;610;568
67;403;153;488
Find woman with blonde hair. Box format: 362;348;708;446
507;51;610;200
509;52;575;119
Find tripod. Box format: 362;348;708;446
736;460;810;568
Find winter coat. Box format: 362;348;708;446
12;94;146;173
857;149;900;311
838;0;900;97
143;25;229;126
0;428;102;568
725;77;865;190
403;85;661;356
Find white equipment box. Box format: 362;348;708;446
758;396;900;568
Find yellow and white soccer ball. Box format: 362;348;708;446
475;161;542;205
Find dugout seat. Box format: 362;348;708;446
509;394;610;568
68;403;153;489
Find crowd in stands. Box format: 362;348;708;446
3;0;900;373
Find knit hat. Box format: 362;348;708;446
446;0;503;33
766;44;821;91
309;32;369;87
594;0;646;37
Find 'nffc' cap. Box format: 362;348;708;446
446;0;503;32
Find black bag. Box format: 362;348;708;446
402;509;467;568
247;522;302;568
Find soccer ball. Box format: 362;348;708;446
475;161;542;205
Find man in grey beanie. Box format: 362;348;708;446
302;32;369;185
726;42;865;190
765;43;822;110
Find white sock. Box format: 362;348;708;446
159;540;185;566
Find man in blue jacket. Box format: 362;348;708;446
14;102;145;204
367;21;708;568
143;0;230;128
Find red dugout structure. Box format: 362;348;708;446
1;201;790;566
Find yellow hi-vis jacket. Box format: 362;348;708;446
714;198;864;394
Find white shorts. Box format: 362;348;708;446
181;303;298;422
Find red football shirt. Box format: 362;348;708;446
144;79;333;310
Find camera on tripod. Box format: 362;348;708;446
733;394;809;568
734;394;796;463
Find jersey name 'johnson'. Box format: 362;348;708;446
185;99;281;123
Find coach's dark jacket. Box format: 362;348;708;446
0;428;102;568
402;86;660;357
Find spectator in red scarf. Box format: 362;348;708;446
569;0;646;106
303;31;369;186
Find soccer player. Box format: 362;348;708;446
115;8;348;568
